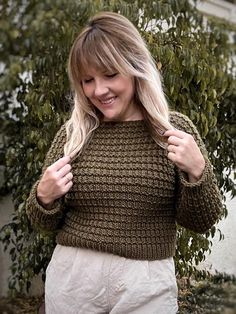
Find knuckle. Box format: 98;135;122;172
179;146;185;154
47;167;57;178
182;139;189;148
168;136;174;143
187;134;193;141
45;166;52;174
52;172;59;181
55;180;62;189
64;164;71;173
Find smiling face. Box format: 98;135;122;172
81;67;143;122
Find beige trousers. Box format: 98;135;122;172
45;245;178;314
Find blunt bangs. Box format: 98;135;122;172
76;28;133;79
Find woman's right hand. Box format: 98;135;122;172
37;156;73;208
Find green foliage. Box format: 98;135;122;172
178;273;236;313
0;0;235;295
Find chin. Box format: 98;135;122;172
103;113;119;121
103;117;116;122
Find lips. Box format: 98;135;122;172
99;97;116;105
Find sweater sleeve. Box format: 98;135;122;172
25;124;67;231
170;111;223;233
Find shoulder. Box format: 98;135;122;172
55;123;67;138
46;123;67;154
169;111;198;135
169;111;208;156
169;111;194;130
40;123;67;172
48;123;67;147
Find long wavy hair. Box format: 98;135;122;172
65;11;173;158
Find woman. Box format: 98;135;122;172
26;11;222;314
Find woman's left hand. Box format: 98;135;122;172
164;129;205;183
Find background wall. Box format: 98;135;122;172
200;189;236;277
197;0;236;24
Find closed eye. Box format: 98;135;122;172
105;73;118;78
83;78;93;83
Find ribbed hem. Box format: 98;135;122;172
56;232;177;261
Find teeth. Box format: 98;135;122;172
100;97;115;104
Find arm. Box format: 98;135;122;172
167;112;223;233
26;125;71;231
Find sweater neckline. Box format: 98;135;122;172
100;119;145;127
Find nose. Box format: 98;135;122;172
94;80;109;97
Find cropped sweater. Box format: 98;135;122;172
26;112;222;260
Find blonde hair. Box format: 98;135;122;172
65;11;173;158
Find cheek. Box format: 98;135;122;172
82;84;92;98
124;80;135;100
115;80;134;97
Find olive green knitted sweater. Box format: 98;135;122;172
26;112;222;260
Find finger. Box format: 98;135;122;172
164;129;186;139
65;180;73;190
58;163;72;178
62;172;73;185
167;152;177;163
167;145;176;153
50;156;71;172
167;135;182;146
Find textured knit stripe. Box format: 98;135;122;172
26;112;222;260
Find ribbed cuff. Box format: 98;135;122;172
27;181;63;216
178;158;213;189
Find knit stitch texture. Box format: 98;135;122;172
26;112;222;260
